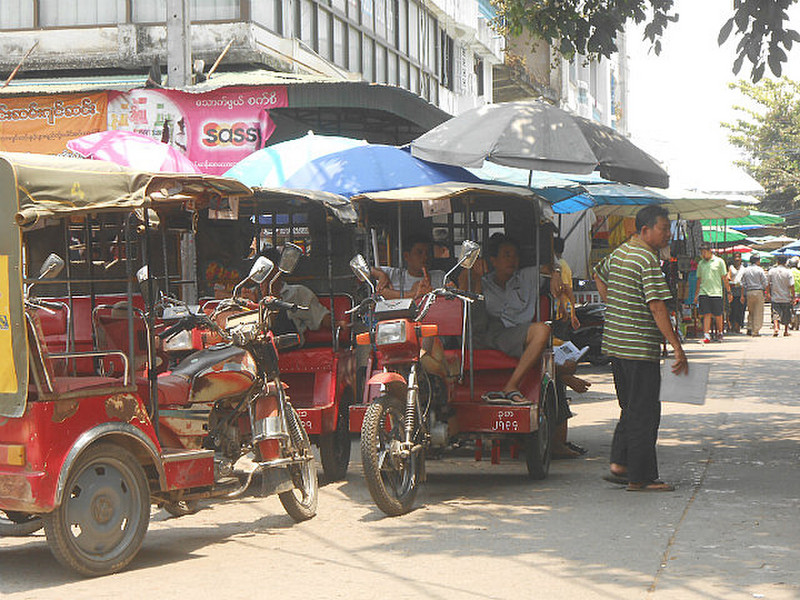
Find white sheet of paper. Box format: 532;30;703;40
660;359;709;405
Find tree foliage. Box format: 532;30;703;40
723;78;800;211
492;0;800;83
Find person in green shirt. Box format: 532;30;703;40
694;243;732;343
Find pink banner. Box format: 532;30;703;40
108;86;287;175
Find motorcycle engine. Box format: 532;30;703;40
206;407;245;463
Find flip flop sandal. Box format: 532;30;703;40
602;473;629;485
626;481;675;492
481;391;509;404
566;441;588;455
505;390;531;405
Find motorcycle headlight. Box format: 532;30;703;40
162;329;194;353
375;321;406;346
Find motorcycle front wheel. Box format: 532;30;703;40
278;405;319;522
360;394;424;517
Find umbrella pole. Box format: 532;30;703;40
465;196;474;403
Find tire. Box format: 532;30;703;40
360;394;424;517
0;510;43;537
278;405;319;522
43;443;150;577
319;391;352;482
162;500;200;518
526;388;553;480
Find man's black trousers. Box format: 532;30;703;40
610;357;661;483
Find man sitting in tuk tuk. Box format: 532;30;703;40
469;234;590;405
252;247;333;346
372;234;447;300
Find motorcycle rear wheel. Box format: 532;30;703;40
0;510;43;537
278;405;319;522
319;390;352;481
525;388;554;480
360;394;424;517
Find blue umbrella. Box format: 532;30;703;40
281;144;482;196
224;131;367;187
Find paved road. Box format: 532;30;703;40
1;332;798;599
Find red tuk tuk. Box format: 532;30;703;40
347;182;560;515
0;153;318;575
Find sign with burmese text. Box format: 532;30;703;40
0;93;107;154
108;86;288;175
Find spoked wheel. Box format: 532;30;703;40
278;405;319;522
525;388;553;480
319;391;352;481
0;510;43;537
360;394;424;517
43;443;150;577
162;500;200;518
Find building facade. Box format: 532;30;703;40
0;0;502;116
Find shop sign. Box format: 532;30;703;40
0;93;107;154
108;86;288;175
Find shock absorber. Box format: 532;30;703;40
404;364;419;445
281;384;305;451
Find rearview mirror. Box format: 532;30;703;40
248;256;274;285
349;254;375;294
38;254;64;280
278;242;303;275
457;240;481;270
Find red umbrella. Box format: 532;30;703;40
67;130;199;173
715;245;752;254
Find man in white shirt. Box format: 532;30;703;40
373;235;446;299
767;254;795;337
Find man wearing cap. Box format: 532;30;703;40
694;243;731;343
740;254;769;336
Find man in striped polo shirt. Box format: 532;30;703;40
594;205;688;492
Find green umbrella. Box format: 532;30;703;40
701;210;784;227
702;226;747;243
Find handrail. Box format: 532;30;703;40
48;351;131;386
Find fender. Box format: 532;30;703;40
55;422;167;507
366;372;407;387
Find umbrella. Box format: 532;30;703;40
701;210;784;228
716;245;753;254
224;131;367;187
592;197;749;220
410;99;669;188
67;130;199;173
748;235;798;250
280;144;482;197
702;226;747;243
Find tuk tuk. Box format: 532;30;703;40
348;182;560;515
0;153;319;576
171;187;361;481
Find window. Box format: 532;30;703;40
387;51;397;85
397;0;407;53
440;30;454;91
332;0;347;13
376;45;387;83
398;58;409;88
348;27;361;72
334;18;347;67
425;14;436;72
40;0;125;26
0;0;34;28
362;36;374;81
300;0;316;48
387;0;395;48
347;0;359;21
408;1;418;60
318;8;332;59
375;0;386;39
252;0;281;33
410;65;418;94
360;0;373;30
257;213;313;255
191;0;238;20
474;55;484;96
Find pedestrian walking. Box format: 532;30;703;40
594;205;688;492
740;254;769;336
767;255;795;337
727;253;746;333
694;242;731;343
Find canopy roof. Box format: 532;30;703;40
3;152;252;227
593;198;750;220
251;187;357;224
351;181;554;221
